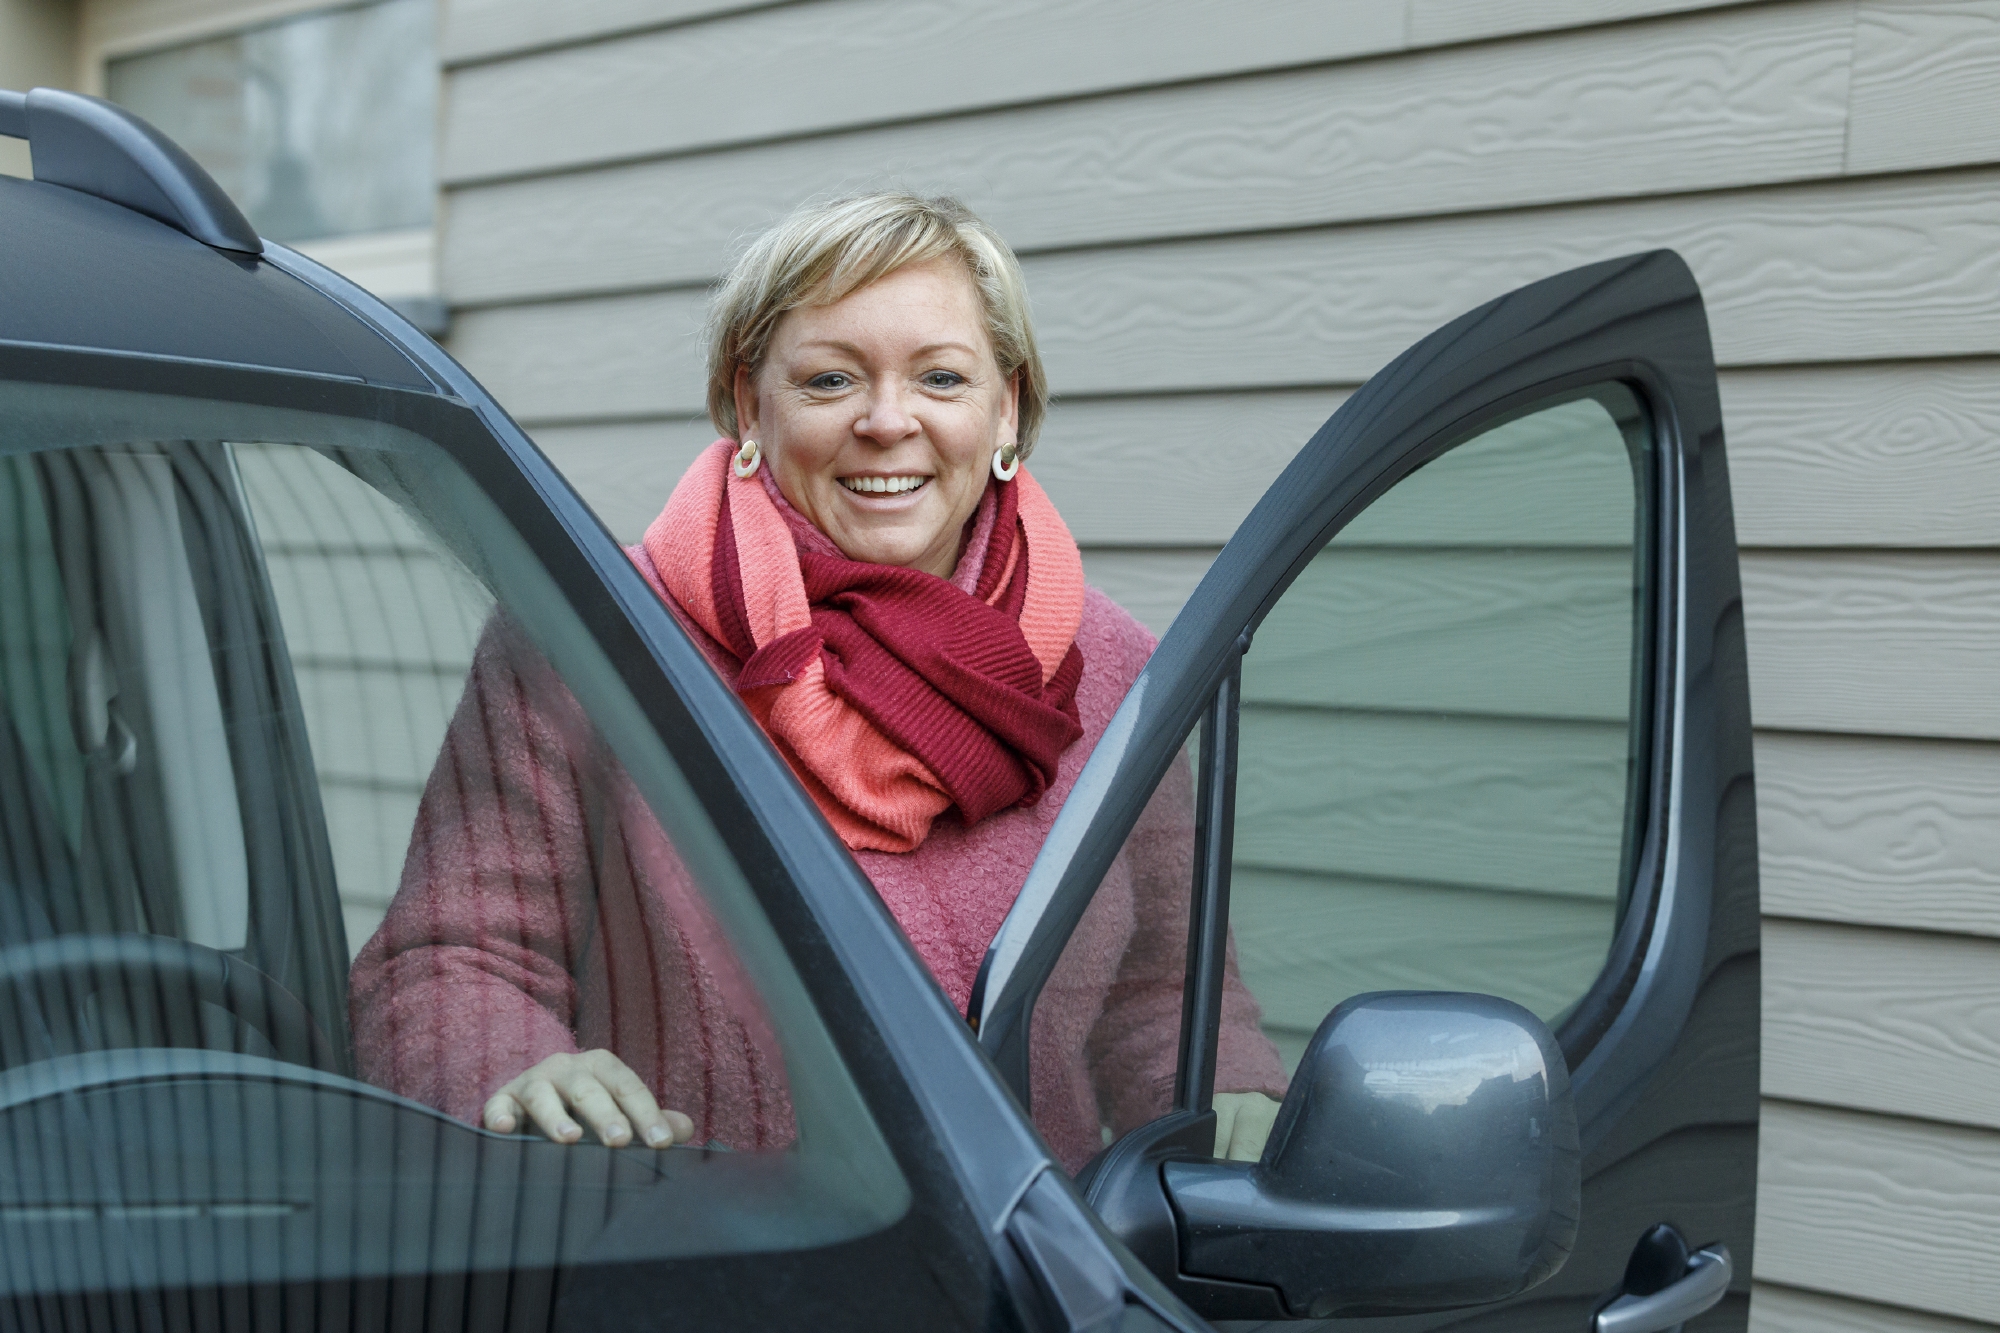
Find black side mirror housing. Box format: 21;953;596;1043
1162;991;1580;1319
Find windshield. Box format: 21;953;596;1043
0;375;1002;1330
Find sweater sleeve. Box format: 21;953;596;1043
347;614;602;1125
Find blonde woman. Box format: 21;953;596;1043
350;193;1284;1172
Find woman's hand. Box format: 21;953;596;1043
482;1049;696;1148
1211;1090;1282;1162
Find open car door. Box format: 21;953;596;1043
975;252;1759;1330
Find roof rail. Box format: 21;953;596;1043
0;87;261;255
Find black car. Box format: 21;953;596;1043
0;87;1756;1332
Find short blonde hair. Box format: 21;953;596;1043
706;192;1049;455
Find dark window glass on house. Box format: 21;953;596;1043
105;0;436;243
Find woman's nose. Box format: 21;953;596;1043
854;384;919;444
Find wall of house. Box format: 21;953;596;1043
433;2;2000;1329
74;0;442;308
0;0;78;176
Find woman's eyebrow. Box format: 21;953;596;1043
792;338;981;358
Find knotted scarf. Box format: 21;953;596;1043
640;439;1087;852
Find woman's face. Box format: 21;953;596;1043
734;258;1020;580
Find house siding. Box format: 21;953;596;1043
434;3;2000;1328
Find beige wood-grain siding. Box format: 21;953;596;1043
1846;0;2000;174
1764;918;2000;1131
437;0;1811;184
1741;552;2000;741
440;0;1408;184
442;0;1764;69
1755;731;2000;939
439;0;771;66
1751;1282;1997;1333
440;0;2000;307
452;170;2000;424
1721;361;2000;548
441;0;1855;305
436;2;2000;1327
1758;1101;2000;1325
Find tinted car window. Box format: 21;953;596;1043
1229;387;1655;1067
0;378;1010;1330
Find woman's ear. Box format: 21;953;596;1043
1001;369;1022;444
732;363;760;442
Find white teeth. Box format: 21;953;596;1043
840;475;927;495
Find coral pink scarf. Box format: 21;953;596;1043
642;440;1087;852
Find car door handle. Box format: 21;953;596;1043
1593;1244;1732;1333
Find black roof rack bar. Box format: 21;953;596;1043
0;86;261;255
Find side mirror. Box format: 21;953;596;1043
1163;992;1580;1319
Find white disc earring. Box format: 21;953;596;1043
732;438;762;478
991;442;1020;482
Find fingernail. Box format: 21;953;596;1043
645;1125;669;1146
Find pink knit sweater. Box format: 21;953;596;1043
348;583;1285;1172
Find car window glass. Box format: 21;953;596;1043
1029;729;1198;1174
0;379;994;1330
1030;720;1290;1174
1231;387;1654;1070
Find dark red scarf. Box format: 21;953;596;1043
643;440;1087;852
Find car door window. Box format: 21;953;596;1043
1232;386;1654;1069
0;377;1026;1331
1017;387;1652;1141
1026;731;1198;1172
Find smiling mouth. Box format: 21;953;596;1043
839;475;929;495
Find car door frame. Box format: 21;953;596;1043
972;250;1759;1323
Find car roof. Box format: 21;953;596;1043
0;88;433;393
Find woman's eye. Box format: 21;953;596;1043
806;373;851;391
921;371;965;390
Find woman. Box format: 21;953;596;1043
349;193;1284;1172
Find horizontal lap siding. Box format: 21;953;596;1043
1750;1284;1996;1333
440;0;1758;70
443;0;1854;303
436;2;2000;1328
1764;918;2000;1131
1743;553;2000;740
1759;1102;2000;1326
451;172;2000;421
1756;732;2000;939
441;0;1407;182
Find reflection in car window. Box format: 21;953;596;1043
0;381;937;1329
